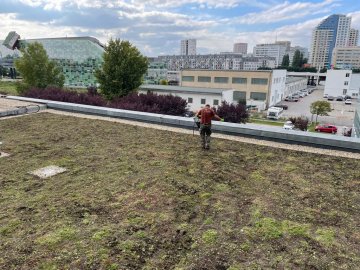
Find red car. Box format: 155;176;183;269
315;124;338;134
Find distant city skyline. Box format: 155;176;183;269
0;0;359;56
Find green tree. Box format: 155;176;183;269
320;67;327;73
15;42;64;94
96;39;148;100
310;100;331;123
292;50;303;68
281;54;290;67
160;79;168;85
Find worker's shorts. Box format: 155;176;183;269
200;124;212;136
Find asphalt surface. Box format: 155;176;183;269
279;86;358;135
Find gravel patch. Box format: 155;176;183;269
0;97;39;112
44;109;360;160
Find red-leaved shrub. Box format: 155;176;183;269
24;88;189;116
214;101;249;123
110;92;188;116
288;116;309;131
25;87;106;106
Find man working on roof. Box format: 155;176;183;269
196;104;223;149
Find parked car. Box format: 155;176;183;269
344;95;352;100
336;96;344;101
345;99;352;105
285;96;299;102
298;92;306;98
323;93;328;98
274;104;288;110
327;96;335;101
315;124;338;134
300;90;309;95
283;121;294;130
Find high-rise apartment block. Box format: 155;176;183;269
233;43;247;54
180;39;196;56
349;29;359;46
310;14;352;69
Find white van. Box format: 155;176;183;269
267;107;284;120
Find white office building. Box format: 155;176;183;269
253;43;287;67
285;77;308;97
180;39;196;56
324;70;360;98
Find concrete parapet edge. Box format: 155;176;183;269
6;96;360;151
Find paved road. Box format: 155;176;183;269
280;87;358;128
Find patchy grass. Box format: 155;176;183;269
0;113;359;269
0;80;18;95
249;118;285;127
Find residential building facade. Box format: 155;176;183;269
233;43;248;54
157;54;276;71
180;39;196;56
332;47;360;69
310;14;352;69
349;29;359;46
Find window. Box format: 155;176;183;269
343;89;347;95
233;91;246;100
213;99;219;106
346;73;350;77
344;81;349;85
251;78;268;85
182;76;194;82
188;97;193;103
198;76;211;83
201;98;206;104
250;92;267;100
214;77;229;83
232;77;247;84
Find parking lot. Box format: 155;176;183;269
280;86;358;125
276;86;358;136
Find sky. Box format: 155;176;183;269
0;0;360;56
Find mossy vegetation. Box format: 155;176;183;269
0;80;18;95
0;113;359;269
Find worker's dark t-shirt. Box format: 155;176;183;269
199;108;215;125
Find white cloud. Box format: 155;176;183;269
0;13;79;39
16;0;271;11
235;0;340;24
